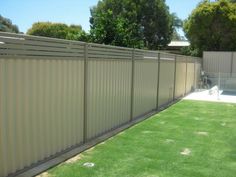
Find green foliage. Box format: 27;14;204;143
184;0;236;56
0;15;19;33
171;13;183;28
181;46;200;57
90;0;173;49
90;0;144;48
141;0;173;49
27;22;89;42
171;13;184;40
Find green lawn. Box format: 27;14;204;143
47;100;236;177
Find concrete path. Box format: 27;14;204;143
184;89;236;104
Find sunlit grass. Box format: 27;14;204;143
48;100;236;177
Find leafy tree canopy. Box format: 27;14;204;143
0;15;19;33
171;13;184;40
27;22;89;42
184;0;236;56
171;13;183;29
90;0;173;49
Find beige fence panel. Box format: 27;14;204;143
186;58;195;93
203;51;232;73
175;56;187;98
158;54;175;107
86;44;132;140
0;58;85;177
133;51;158;118
0;33;85;177
195;62;201;88
203;51;236;91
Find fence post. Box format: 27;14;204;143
173;55;177;100
217;72;221;100
156;53;161;110
130;48;135;122
83;43;88;143
194;59;196;90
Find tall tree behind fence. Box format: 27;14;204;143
0;32;201;177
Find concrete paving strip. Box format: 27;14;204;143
184;90;236;104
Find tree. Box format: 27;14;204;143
27;22;89;42
180;46;200;57
65;25;89;41
171;13;184;40
0;15;19;33
90;0;144;48
184;0;236;56
171;13;183;29
140;0;173;49
90;0;173;49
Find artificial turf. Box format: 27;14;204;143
47;100;236;177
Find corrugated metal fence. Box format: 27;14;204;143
0;32;201;177
203;51;236;74
203;51;236;91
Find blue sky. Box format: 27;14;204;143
0;0;201;33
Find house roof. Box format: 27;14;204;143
168;41;190;47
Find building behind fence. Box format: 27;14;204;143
0;32;201;177
203;51;236;92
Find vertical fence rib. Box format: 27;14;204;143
130;49;135;121
83;43;88;143
156;53;161;110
